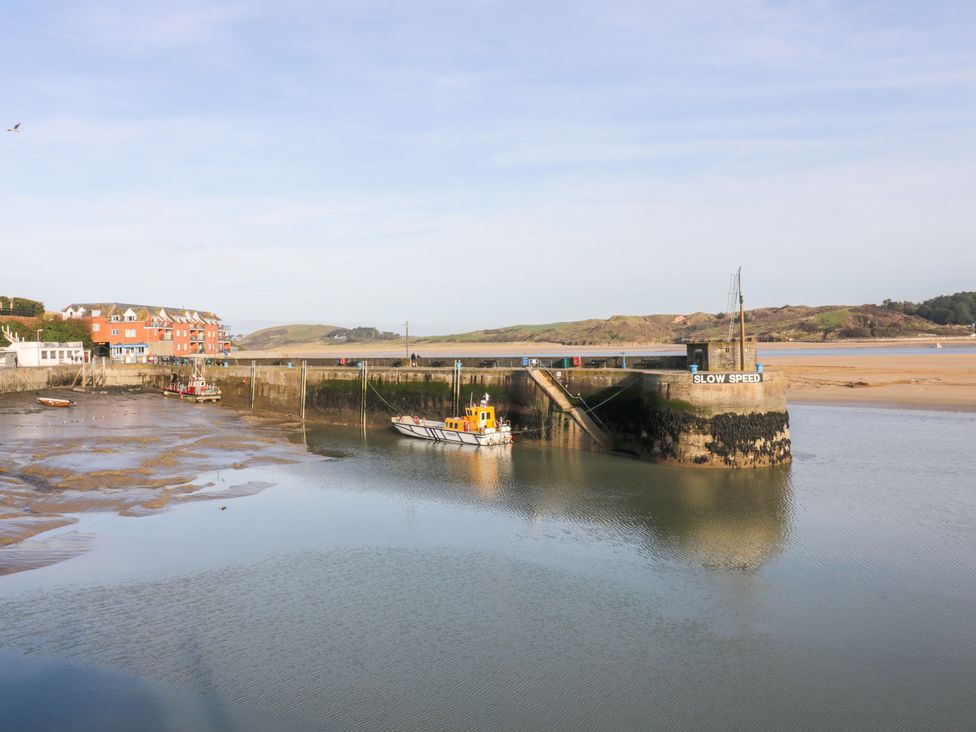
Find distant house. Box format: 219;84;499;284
62;303;229;362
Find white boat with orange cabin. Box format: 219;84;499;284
391;394;512;446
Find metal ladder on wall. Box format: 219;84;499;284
525;366;615;450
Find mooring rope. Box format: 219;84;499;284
509;424;551;435
575;379;637;415
14;410;142;429
365;379;402;414
364;372;634;437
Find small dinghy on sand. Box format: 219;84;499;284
37;397;76;408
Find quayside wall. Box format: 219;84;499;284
1;362;791;468
188;363;790;468
1;365;79;393
0;362;171;393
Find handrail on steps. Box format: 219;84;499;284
526;365;614;442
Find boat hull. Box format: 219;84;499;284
37;397;75;408
391;417;512;446
162;389;221;403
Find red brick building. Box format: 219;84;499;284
62;303;229;362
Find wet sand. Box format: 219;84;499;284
0;391;318;574
762;352;976;411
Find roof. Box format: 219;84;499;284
63;302;223;322
6;340;84;348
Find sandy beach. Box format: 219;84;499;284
761;351;976;411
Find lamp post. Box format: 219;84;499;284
403;320;409;365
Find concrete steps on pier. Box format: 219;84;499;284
525;367;615;450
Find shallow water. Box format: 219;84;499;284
0;392;311;568
1;401;974;730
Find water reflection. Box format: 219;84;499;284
639;467;793;570
393;438;515;498
306;427;793;571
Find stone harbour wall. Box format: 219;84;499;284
1;362;791;468
202;363;791;468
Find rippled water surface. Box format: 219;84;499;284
1;402;974;731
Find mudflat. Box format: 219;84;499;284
0;391;315;575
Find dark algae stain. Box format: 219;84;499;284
635;409;791;466
310;378;452;420
308;376;531;427
639;409;702;461
587;382;791;466
705;411;792;467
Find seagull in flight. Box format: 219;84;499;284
6;123;20;132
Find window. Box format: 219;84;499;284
111;315;119;322
124;329;136;338
58;351;65;360
41;350;48;359
92;323;100;332
111;329;119;336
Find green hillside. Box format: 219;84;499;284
233;296;973;350
419;304;970;346
237;324;398;350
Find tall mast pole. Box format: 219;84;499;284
404;320;409;364
738;267;746;371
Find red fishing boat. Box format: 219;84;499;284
163;366;221;403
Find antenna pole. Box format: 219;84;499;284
737;266;746;371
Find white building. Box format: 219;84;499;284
5;341;87;367
0;327;87;367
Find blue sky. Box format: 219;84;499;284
2;1;974;335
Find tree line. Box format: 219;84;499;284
0;296;45;316
882;291;976;326
0;296;95;349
